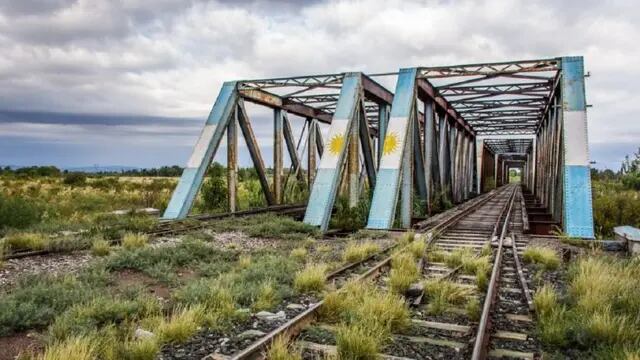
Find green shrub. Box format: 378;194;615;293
0;274;104;336
0;194;44;230
123;337;159;360
342;241;381;263
252;280;278;312
63;172;87;186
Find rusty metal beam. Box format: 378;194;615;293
239;88;333;123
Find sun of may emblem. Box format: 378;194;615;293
383;132;399;155
328;134;345;155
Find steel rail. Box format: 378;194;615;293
471;185;518;360
2;204;307;261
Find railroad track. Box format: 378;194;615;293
218;185;536;360
2;204;307;260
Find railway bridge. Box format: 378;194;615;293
164;56;594;239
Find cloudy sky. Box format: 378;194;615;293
1;0;638;170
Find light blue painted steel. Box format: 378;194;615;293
163;81;237;219
377;105;388;166
563;166;594;238
561;56;594;238
367;68;417;229
303;73;361;231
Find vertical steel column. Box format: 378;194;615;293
413;107;427;201
163;81;237;219
367;68;418;229
561;56;594;238
227;111;237;212
348;104;360;207
274;109;283;204
308;118;317;185
438;114;449;196
401;114;414;227
424;100;435;214
476;138;484;193
304;73;361;231
377;104;389;166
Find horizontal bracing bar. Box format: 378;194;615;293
439;82;552;95
239;88;333;123
239;73;344;89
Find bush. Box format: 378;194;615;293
36;335;97;360
63;172;87;186
0;194;44;230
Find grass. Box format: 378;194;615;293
3;232;48;251
426;246;449;263
157;305;206;344
465;297;481;321
48;295;161;340
533;284;558;317
535;255;640;355
35;335;97;360
294;263;327;293
123;337;160;360
122;232;149;250
408;236;426;259
172;279;236;327
388;252;419;294
523;246;560;270
90;238;111;256
319;281;409;332
290;247;307;261
336;322;382;359
252;280;278;311
342;241;381;263
0;272;108;336
237;254;251;269
266;335;302;360
423;279;473;315
208;213;321;241
445;247;475;268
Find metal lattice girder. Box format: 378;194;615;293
439;82;551;95
303;73;363;231
418;58;560;78
484;139;533;154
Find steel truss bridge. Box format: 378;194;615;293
163;56;594;239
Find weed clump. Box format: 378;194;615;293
342;241;380;263
91;238;111;256
252;280;278;312
290;247;307;261
36;335;96;360
388;252;419;294
336;322;382;359
123;337;160;360
157;305;205;344
294;263;327;293
408;236;426;259
3;232;48;251
266;335;302;360
237;254;251;269
523;246;560;270
122;233;149;250
423;280;473;315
